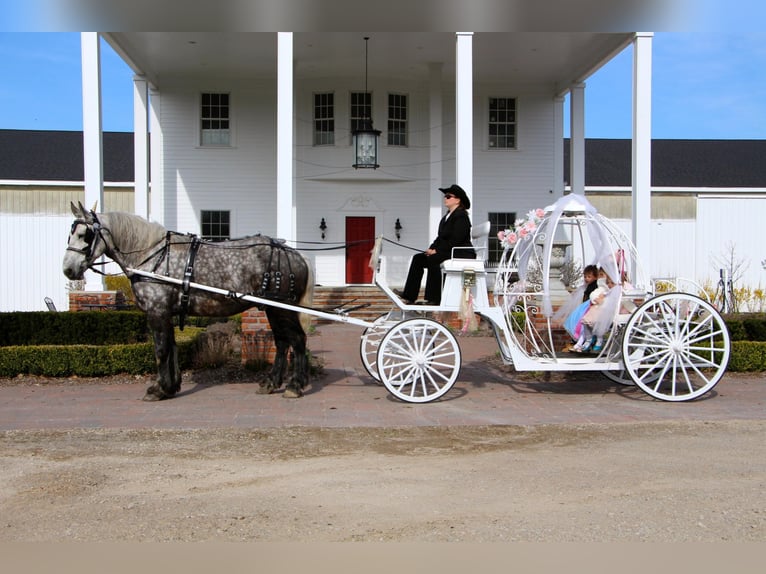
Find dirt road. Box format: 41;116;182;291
2;420;764;542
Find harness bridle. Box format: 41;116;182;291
66;214;105;265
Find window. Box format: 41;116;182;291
387;93;408;146
488;97;516;149
313;93;335;145
488;211;517;265
350;92;372;142
201;210;230;241
200;93;231;146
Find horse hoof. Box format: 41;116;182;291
283;388;303;399
256;385;275;395
143;385;172;401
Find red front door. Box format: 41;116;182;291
345;216;375;284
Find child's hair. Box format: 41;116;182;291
583;264;598;277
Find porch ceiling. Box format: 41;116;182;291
106;32;633;93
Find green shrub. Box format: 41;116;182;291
0;329;201;377
727;341;766;372
723;313;766;341
0;311;149;346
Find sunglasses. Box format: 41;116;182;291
443;194;455;199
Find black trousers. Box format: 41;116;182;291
401;252;448;304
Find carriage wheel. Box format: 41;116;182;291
376;318;462;403
360;311;406;382
621;293;730;401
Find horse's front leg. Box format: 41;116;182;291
143;315;181;401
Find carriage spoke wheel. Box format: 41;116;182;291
621;293;730;401
376;318;461;403
360;311;407;382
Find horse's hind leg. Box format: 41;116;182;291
256;336;289;395
280;311;308;399
144;316;181;401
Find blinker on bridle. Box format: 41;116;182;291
66;213;103;259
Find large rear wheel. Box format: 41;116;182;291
621;293;730;401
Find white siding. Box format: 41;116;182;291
0;214;73;311
157;80;278;236
697;196;766;289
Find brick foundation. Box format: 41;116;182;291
68;290;127;311
240;308;277;364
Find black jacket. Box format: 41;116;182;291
429;208;475;260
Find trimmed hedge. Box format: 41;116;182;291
723;313;766;342
0;336;200;377
0;311;149;346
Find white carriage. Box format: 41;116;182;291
362;194;731;403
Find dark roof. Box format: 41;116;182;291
0;129;135;182
1;130;764;188
565;138;766;188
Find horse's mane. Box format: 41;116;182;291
100;212;167;255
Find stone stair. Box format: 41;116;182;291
310;285;394;324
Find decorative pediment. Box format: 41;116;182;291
337;194;384;212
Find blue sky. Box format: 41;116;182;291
0;31;765;139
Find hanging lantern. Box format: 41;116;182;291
352;37;380;169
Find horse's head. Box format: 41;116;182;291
62;201;107;280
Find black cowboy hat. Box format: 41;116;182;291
439;184;470;209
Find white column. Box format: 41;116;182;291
569;83;585;197
553;95;565;196
632;32;653;276
148;87;164;225
455;32;473;205
133;75;150;219
276;32;295;242
429;62;444;236
80;32;104;291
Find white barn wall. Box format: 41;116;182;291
697;196;766;289
611;218;697;283
0;214;73;311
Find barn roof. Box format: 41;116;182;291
1;129;765;188
0;129;135;183
564;138;766;187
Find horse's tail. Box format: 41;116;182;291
298;255;315;335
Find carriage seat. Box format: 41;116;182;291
440;221;491;310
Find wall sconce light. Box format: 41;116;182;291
394;218;402;241
319;218;327;240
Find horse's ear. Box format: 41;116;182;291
70;202;80;217
91;201;98;213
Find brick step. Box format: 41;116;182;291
311;286;393;323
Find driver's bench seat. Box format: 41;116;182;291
440;221;491;311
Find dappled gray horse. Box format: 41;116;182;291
63;202;314;401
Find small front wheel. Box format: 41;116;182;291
376;318;461;403
359;310;406;382
621;293;731;401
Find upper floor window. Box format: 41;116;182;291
387;93;408;146
313;92;335;146
488;211;517;265
200;93;231;146
201;210;230;241
350;92;372;143
488;97;516;150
